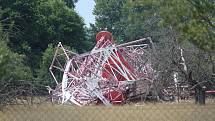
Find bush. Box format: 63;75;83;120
36;44;55;87
0;40;33;80
0;39;34;108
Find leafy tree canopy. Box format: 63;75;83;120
0;40;32;80
93;0;126;42
93;0;214;51
156;0;215;51
0;0;86;70
63;0;79;8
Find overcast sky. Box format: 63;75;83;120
75;0;95;27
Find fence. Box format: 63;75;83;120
0;97;215;121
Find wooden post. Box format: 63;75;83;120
199;86;206;105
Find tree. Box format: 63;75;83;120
93;0;214;102
0;0;86;71
36;44;55;87
120;0;162;42
0;37;35;107
156;0;215;51
94;0;214;50
0;38;32;80
93;0;166;43
155;0;215;102
93;0;126;42
63;0;79;8
0;9;32;80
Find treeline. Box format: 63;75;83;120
91;0;214;50
90;0;214;93
0;0;90;97
0;0;214;100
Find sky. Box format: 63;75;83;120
75;0;96;27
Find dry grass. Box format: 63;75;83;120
0;101;215;121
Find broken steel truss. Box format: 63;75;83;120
49;31;155;106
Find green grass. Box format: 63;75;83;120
0;101;215;121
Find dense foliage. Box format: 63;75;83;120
93;0;214;91
93;0;214;51
0;0;86;70
156;0;215;51
0;0;88;99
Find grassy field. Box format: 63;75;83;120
0;101;215;121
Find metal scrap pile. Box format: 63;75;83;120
49;31;154;106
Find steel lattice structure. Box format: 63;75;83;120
49;31;154;106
